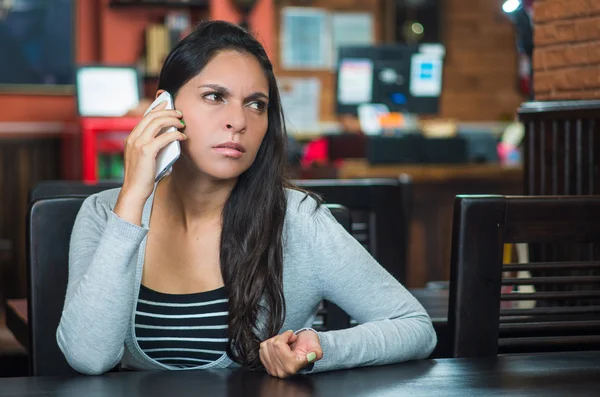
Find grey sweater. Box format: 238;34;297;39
57;187;436;375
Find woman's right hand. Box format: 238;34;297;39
114;101;187;225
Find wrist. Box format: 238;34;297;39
114;189;147;226
119;184;150;205
294;328;320;341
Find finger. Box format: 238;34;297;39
314;348;324;361
271;334;299;377
150;100;169;112
130;107;182;140
143;130;187;158
279;329;298;345
137;116;185;144
267;337;289;378
279;330;295;343
259;341;275;376
131;100;170;137
305;348;323;365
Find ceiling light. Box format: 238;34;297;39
502;0;521;13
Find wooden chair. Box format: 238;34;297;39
294;177;412;284
448;195;600;358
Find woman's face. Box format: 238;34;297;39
166;50;270;181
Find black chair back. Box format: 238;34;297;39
294;177;411;284
27;196;86;376
29;180;121;202
448;195;600;358
317;204;351;331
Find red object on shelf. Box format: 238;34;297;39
81;117;140;182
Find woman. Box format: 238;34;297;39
57;20;436;378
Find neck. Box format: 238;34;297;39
159;165;237;231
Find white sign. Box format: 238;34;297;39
278;77;321;134
409;53;443;97
281;7;331;69
337;59;373;104
331;12;374;67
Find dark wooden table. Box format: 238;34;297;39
0;351;598;396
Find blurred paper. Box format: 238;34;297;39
332;13;374;67
278;77;321;134
281;7;331;69
337;59;373;104
410;53;443;97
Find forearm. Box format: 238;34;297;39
309;314;436;373
57;212;147;374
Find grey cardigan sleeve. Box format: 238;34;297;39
305;205;437;373
56;194;148;375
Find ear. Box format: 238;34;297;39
155;89;166;99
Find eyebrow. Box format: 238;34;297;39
198;84;269;102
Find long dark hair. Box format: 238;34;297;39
157;20;292;370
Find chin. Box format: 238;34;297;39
178;152;253;181
200;162;252;181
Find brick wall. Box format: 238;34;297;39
533;0;600;100
440;0;525;121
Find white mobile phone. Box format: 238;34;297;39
143;91;181;181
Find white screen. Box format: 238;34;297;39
76;67;140;117
337;59;373;105
409;53;443;98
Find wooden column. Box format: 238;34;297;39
518;101;600;302
0;124;64;299
525;1;600;273
519;101;600;196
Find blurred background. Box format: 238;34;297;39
1;0;598;376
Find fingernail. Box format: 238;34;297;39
307;352;316;363
181;133;187;140
287;330;294;333
176;110;183;116
180;120;185;126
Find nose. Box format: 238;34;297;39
225;104;247;134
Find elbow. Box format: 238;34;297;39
68;357;115;376
57;327;121;375
60;346;120;375
416;315;437;359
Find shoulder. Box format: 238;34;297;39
284;188;339;232
77;187;123;221
284;188;327;222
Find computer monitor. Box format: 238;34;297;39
76;65;142;117
335;44;444;116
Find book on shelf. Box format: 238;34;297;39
145;23;169;76
144;11;191;77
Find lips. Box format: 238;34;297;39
212;141;246;158
213;142;246;153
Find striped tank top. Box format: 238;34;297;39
134;284;229;369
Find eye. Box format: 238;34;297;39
203;92;224;102
248;101;267;112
